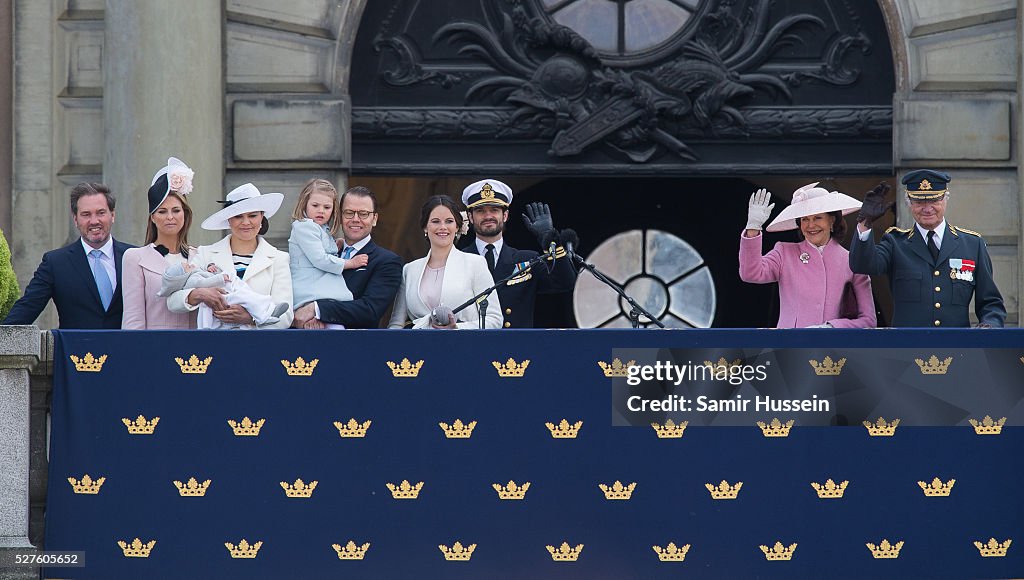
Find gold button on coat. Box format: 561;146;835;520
934;320;941;326
935;303;941;308
505;308;511;314
935;287;941;292
503;322;511;328
933;270;940;276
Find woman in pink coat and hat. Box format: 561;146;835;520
739;183;876;328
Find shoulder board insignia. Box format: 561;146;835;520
952;226;981;237
884;226;911;235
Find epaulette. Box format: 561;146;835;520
952;225;982;237
884;226;911;235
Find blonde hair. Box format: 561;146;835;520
145;191;192;254
292;178;342;236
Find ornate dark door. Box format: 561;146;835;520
351;0;894;175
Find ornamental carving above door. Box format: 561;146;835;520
351;0;894;175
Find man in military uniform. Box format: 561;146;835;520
849;170;1005;327
461;179;577;328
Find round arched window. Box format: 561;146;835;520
573;229;716;328
539;0;707;59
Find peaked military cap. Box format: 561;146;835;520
462;179;512;209
902;169;950;201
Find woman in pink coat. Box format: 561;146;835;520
121;157;198;329
739;183;876;328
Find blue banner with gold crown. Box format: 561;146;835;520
45;329;1024;579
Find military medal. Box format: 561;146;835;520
949;258;975;282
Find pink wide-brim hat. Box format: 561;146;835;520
766;183;862;232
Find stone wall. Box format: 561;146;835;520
2;0;1020;327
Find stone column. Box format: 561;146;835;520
0;326;40;580
103;1;224;247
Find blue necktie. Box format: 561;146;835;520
342;246;354;259
89;249;114;310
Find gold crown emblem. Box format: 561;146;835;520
387;358;423;377
651;419;688;438
919;179;933;190
228;417;265;436
867;539;904;559
334;418;371;438
117;538;155;558
760;542;797;561
225;539;262;559
175;354;211;374
915;355;952;375
68;474;105;494
757;418;794;437
121;415;159;435
704;358;743;372
863;417;899;436
546;542;583;562
386;480;423;499
705;480;742;500
810;479;848;499
439;419;477;439
493;358;530;377
599;480;636;500
439;541;476;561
280;478;318;498
974;538;1012;557
546;419;582;439
918;477;955;497
480;183;495;199
969;416;1006;435
809;356;846;376
597;359;636;378
70;353;106;372
653;542;691;562
173;477;211;497
332;541;370;560
281;357;318;376
493;480;531;500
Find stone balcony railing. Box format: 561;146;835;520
0;327;51;580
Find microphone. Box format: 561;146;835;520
560;228;580;261
541;229;559;259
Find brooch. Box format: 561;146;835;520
799;252;810;264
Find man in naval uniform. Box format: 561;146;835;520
461;179;577;328
849;169;1005;328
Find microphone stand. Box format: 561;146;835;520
453;245;559;329
567;251;665;329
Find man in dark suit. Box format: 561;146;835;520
292;186;402;329
460;179;577;328
850;170;1005;328
3;182;134;328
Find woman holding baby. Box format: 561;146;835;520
121;158;199;329
166;183;294;329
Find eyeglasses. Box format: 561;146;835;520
341;210;375;219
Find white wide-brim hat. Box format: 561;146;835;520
201;183;284;231
766;183;862;232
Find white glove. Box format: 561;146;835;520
745;188;775;231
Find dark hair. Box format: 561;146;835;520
341;185;378;212
795;211;847;242
70;182;115;215
419;195;464;231
144;191;193;254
